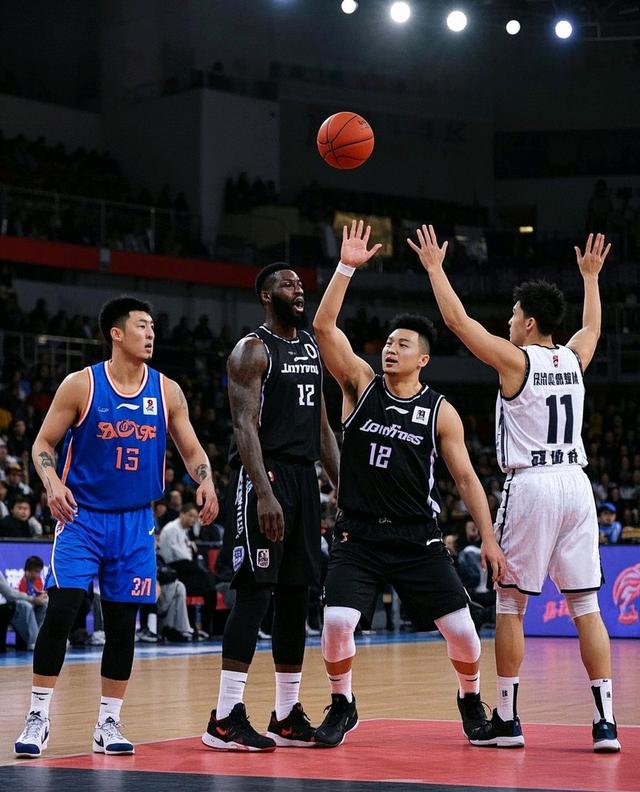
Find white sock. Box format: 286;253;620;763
497;676;519;722
147;613;157;634
328;669;353;702
31;686;54;719
98;696;123;725
216;670;248;719
456;669;480;697
275;672;301;721
590;678;614;723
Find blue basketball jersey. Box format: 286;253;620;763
60;362;167;511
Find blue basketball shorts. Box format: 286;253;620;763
46;505;157;604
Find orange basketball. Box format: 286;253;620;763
317;112;374;170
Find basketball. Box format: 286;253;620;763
317;111;374;170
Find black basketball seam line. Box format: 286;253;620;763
317;113;357;146
327;136;374;154
330;113;359;145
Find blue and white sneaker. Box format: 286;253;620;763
592;718;621;752
14;711;50;758
93;717;135;755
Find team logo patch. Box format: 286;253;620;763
257;548;270;568
412;406;431;425
232;546;245;572
143;397;158;415
553;354;559;368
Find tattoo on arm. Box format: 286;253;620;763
175;383;187;411
39;452;55;470
195;463;210;482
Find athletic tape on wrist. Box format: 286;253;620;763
336;261;356;277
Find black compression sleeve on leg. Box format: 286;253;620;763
222;584;272;665
100;601;138;681
271;586;309;667
33;588;86;677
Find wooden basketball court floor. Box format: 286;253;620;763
0;633;638;792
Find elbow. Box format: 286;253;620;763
312;314;330;335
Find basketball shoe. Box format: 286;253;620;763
266;702;317;747
468;708;525;748
14;711;50;757
202;703;276;751
592;718;621;752
314;694;358;747
456;692;493;742
92;717;135;754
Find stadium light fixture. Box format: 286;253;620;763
554;19;573;39
341;0;358;13
446;10;468;32
390;2;411;24
506;19;521;35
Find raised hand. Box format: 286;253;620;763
406;224;448;273
575;232;611;277
340;219;382;269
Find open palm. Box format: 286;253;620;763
340;219;382;269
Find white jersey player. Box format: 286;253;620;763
408;227;620;753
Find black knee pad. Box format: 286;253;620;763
272;586;309;667
101;601;138;681
33;588;86;677
222;584;273;665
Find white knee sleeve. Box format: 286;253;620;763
496;588;528;615
565;591;600;619
321;606;360;663
435;607;481;664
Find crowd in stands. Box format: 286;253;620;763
0;130;205;257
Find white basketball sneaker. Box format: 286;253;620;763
14;711;50;758
93;717;135;755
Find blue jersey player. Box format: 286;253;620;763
14;296;218;758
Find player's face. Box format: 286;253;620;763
508;301;528;345
119;311;155;360
270;271;305;328
382;329;429;376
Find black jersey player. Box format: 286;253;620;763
312;221;506;748
202;263;339;752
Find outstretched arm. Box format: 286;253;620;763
437;400;506;583
313;220;381;413
166;378;219;525
407;225;524;380
226;338;285;541
567;233;610;371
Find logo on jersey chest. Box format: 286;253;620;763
411;406;431;426
533;372;579;387
96;421;157;441
143;397;158;415
359;419;423;446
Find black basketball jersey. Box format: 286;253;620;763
228;325;322;465
338;375;444;520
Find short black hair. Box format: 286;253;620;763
389;313;436;353
24;555;44;572
255;262;292;303
513;280;566;336
12;495;31;509
181;502;197;514
99;296;153;348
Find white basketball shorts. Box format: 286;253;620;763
494;465;602;595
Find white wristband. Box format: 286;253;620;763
336;261;356;278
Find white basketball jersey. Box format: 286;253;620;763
495;344;587;472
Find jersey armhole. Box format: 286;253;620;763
160;373;170;429
431;394;445;454
342;375;377;429
567;345;584;378
500;347;530;402
74;367;94;427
